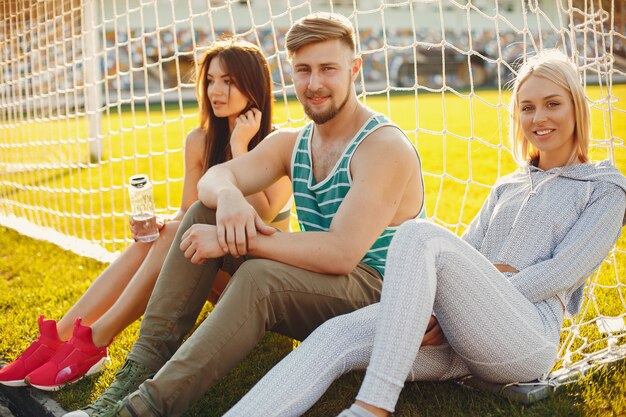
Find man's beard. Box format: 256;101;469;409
302;77;352;125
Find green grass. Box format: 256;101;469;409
1;225;626;416
2;86;624;251
1;86;626;415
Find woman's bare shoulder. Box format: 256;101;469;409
185;128;206;147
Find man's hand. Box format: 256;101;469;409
180;224;227;264
421;314;446;346
216;189;276;257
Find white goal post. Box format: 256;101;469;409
1;0;625;391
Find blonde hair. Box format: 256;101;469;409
510;49;590;166
285;12;356;58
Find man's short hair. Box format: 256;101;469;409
285;12;356;58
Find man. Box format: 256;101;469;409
65;12;425;417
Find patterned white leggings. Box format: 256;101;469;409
224;220;560;416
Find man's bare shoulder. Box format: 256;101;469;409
357;124;417;163
266;127;300;142
257;128;302;158
351;123;423;223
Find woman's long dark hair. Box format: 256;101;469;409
196;39;274;171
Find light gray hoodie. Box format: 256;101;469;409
462;160;626;332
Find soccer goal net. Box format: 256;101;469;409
1;0;625;389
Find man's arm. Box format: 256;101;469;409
197;130;296;256
250;127;422;275
197;129;293;206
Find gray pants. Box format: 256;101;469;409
127;201;383;416
225;220;561;416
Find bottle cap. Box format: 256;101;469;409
129;174;149;188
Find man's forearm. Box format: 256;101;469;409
250;231;361;275
198;166;241;208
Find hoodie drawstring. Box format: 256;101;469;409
510;168;561;232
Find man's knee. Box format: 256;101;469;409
184;201;217;226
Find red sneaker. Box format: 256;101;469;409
25;318;110;391
0;315;65;387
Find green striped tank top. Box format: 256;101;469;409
290;113;426;277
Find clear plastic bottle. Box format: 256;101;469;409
128;174;159;243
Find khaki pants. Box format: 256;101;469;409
127;201;383;417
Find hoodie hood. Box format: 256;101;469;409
527;160;626;225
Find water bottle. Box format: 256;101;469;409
128;174;159;243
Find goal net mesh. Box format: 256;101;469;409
1;0;625;387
